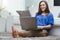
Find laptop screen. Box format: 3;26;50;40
20;17;37;30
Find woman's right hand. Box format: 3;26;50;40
37;26;44;29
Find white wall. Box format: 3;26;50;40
47;0;60;17
2;0;25;16
1;0;25;24
25;0;41;17
0;0;3;7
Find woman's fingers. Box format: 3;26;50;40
37;26;44;29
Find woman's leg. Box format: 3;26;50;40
41;28;52;36
37;29;48;37
12;27;32;38
18;31;32;37
46;28;51;35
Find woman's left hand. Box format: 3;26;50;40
43;25;51;29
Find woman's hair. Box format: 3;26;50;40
37;1;50;15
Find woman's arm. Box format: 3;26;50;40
37;25;51;29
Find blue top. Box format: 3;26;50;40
35;13;54;26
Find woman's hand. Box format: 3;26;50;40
43;25;51;29
37;26;44;29
37;25;51;29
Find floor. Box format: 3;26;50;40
0;32;60;40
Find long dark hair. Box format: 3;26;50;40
37;1;50;15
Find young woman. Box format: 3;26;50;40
12;0;54;38
36;1;54;33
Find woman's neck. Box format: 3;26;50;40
42;12;48;16
42;12;46;14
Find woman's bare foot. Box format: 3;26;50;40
12;27;19;38
12;27;27;38
12;27;32;37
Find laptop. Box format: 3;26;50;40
20;17;38;30
16;10;31;18
17;10;42;31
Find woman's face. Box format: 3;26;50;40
40;2;46;12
